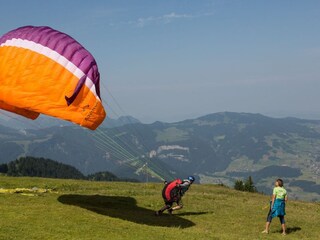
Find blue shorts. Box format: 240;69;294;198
267;210;285;224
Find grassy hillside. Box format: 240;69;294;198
0;176;319;240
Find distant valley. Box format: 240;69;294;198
1;112;320;201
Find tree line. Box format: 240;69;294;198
0;156;259;188
234;176;257;193
0;156;138;182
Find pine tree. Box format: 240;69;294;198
234;176;257;192
0;163;8;173
244;176;257;192
234;179;244;191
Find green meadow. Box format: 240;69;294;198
0;176;319;240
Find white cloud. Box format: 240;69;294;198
135;12;191;27
130;12;212;28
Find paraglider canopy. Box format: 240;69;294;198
0;26;106;130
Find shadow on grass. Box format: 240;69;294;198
58;194;195;228
275;226;302;234
175;212;210;216
286;227;302;234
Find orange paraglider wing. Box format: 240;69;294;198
0;26;106;130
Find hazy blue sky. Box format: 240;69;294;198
1;0;320;123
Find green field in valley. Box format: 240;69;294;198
0;176;319;240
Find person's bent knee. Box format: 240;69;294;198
172;205;182;211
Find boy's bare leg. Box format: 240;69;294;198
262;222;270;233
281;223;286;235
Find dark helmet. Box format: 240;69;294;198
188;176;195;182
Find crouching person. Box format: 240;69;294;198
155;176;195;215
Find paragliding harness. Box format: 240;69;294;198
162;179;183;204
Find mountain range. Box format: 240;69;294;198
0;112;140;129
0;111;320;201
